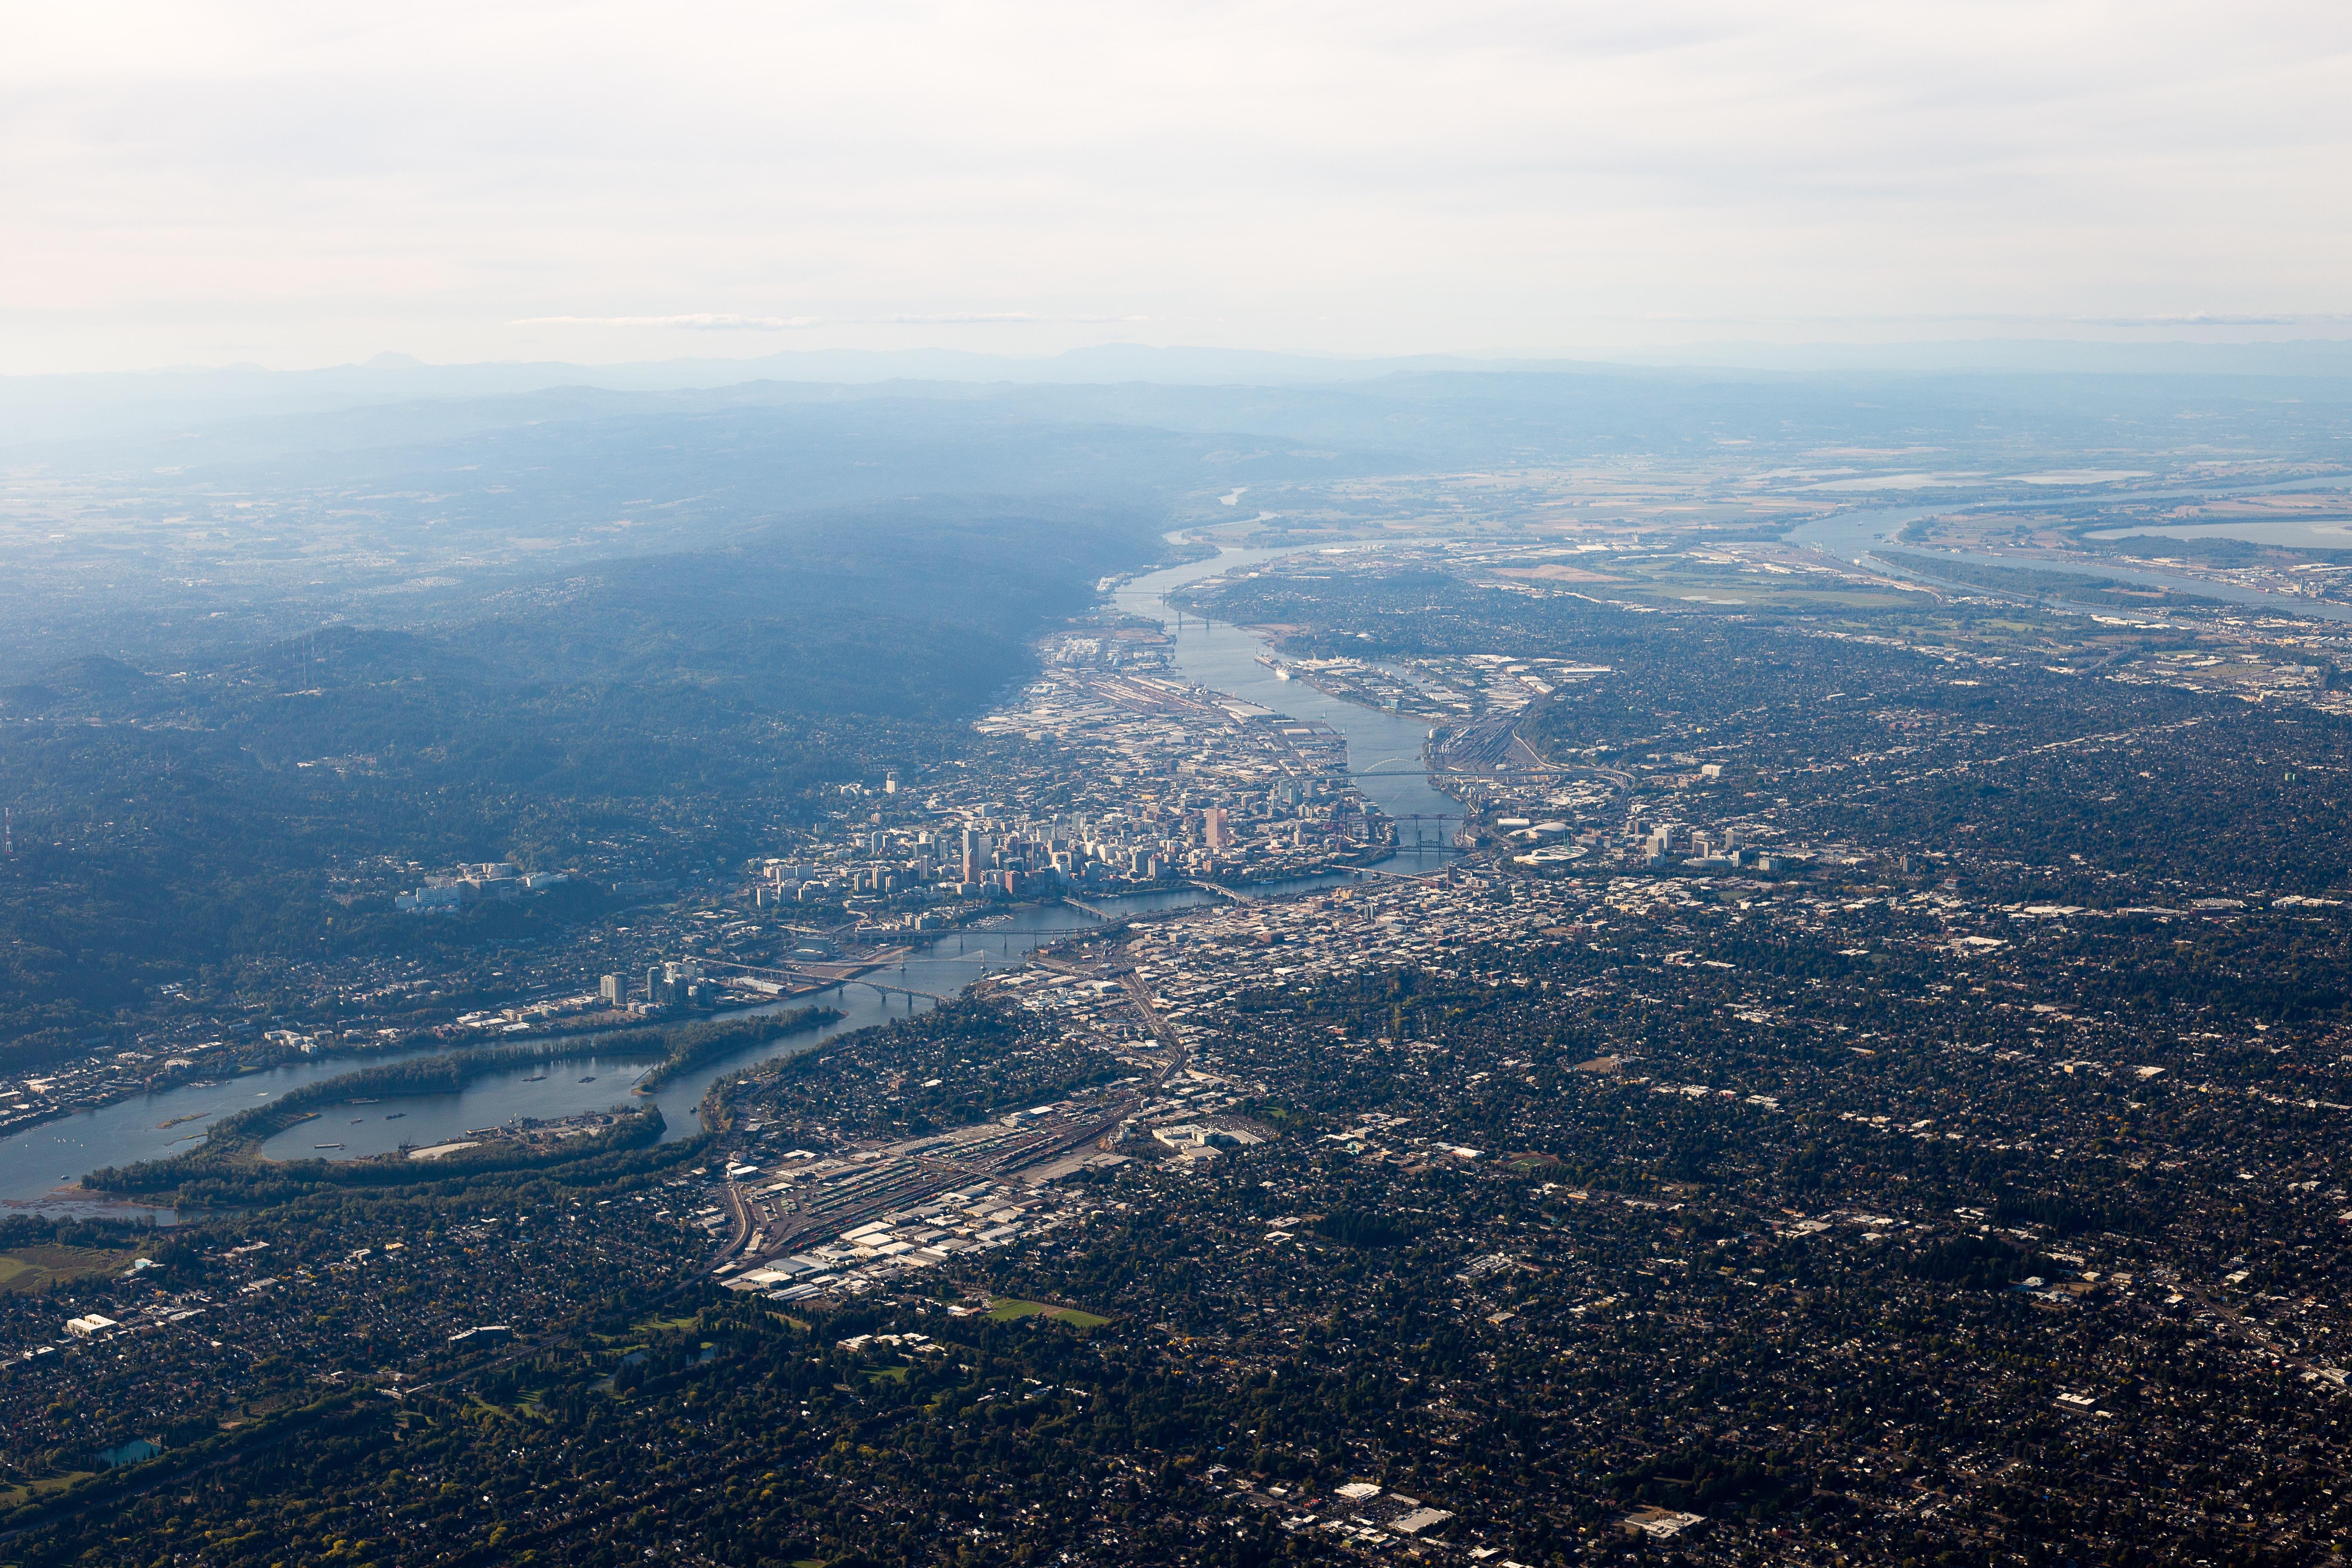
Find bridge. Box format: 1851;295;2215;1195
851;979;956;1004
1059;896;1131;920
1426;762;1635;788
692;958;808;987
692;956;953;1005
1355;862;1449;881
1352;757;1436;776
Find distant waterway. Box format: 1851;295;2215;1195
37;493;2340;1208
1785;478;2352;620
2084;519;2352;551
0;880;1335;1201
256;893;1276;1164
1115;544;1466;870
0;1048;450;1218
3;549;1456;1204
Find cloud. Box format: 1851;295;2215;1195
870;312;1150;325
2063;313;2352;329
1626;309;2352;332
511;314;825;331
513;312;1154;331
8;0;2352;369
870;312;1039;326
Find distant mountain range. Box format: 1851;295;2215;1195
8;339;2352;447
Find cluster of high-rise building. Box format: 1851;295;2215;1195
735;627;1400;922
1620;816;1803;873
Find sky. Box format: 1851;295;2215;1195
4;0;2350;373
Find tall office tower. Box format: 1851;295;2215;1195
646;965;664;1001
1204;806;1232;851
599;974;624;1005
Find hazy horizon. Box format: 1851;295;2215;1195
17;334;2352;386
8;1;2349;375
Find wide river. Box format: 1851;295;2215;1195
1785;475;2352;618
2;545;1452;1214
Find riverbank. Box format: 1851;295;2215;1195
83;1042;678;1206
0;554;1454;1205
1112;544;1465;871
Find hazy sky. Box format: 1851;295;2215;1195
6;0;2349;372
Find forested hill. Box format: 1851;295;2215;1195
0;492;1167;1060
444;496;1158;717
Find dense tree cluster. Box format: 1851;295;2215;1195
16;869;2352;1564
0;504;1166;1060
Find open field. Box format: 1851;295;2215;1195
0;1471;97;1510
0;1246;138;1294
985;1298;1111;1329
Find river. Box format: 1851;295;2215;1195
38;490;2345;1212
2;546;1452;1210
1785;475;2352;619
1115;542;1466;867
